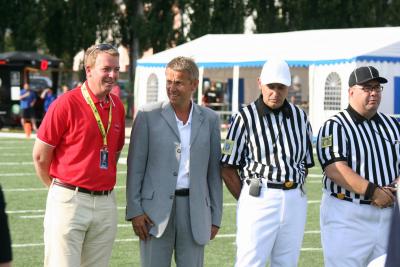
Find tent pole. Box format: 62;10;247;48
197;66;204;105
232;65;240;113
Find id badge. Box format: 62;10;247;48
100;147;109;169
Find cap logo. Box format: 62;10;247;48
367;66;373;78
354;70;358;83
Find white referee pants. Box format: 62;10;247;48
320;192;392;267
44;184;118;267
235;181;307;267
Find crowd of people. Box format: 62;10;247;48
1;42;399;267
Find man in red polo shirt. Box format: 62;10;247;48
32;43;125;267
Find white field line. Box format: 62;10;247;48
0;132;36;138
9;200;321;216
0;153;32;156
0;147;31;150
0;171;127;177
0;162;34;165
3;185;126;192
7;209;45;214
20;215;44;219
12;232;322;249
0;173;37;177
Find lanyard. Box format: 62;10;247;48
81;82;112;147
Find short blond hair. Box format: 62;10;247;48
84;44;119;68
166;56;199;81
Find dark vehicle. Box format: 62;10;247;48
0;52;61;127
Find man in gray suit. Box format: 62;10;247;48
126;56;223;267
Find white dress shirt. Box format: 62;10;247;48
174;103;193;189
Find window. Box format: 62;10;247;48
146;73;158;103
324;72;342;111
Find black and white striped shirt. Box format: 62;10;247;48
221;96;314;184
317;105;400;201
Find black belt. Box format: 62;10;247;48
175;188;189;196
53;179;113;196
330;193;371;205
267;181;299;190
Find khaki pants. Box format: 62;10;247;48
44;184;117;267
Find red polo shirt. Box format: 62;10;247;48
37;82;125;190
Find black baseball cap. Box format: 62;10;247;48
348;66;387;87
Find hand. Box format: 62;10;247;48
131;214;153;241
371;187;395;208
210;225;219;240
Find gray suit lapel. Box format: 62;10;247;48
190;104;204;145
161;102;180;140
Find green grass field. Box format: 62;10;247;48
0;136;324;267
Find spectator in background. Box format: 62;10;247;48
40;88;56;113
20;83;38;132
59;85;69;96
111;84;121;98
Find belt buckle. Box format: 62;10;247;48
337;193;345;200
284;181;293;189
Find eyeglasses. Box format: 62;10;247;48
87;43;117;58
356;85;384;93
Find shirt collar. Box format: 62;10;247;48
83;81;113;108
346;105;380;124
255;94;292;118
174;101;194;125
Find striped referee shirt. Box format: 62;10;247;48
221;96;314;184
317;105;400;201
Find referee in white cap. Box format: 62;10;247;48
317;65;400;267
221;59;314;267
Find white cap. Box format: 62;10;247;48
259;59;291;86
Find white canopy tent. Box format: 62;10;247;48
135;27;400;131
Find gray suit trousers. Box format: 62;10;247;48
140;195;204;267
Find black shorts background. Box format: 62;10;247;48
21;107;35;119
0;185;12;263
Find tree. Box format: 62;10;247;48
184;0;211;40
0;1;13;52
246;0;286;33
8;0;41;50
210;0;245;34
40;0;118;68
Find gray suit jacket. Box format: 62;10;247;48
126;101;223;245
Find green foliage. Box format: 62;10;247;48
210;0;245;34
2;0;400;65
8;0;41;51
40;0;118;68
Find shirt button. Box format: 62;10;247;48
177;148;181;153
173;172;178;176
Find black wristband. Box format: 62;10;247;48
364;182;378;199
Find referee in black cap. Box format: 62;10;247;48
317;66;400;267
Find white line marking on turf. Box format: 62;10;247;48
0;153;32;156
0;173;38;177
7;209;45;214
10;201;322;216
0;162;33;165
12;233;322;249
20;215;44;219
0;171;127;177
3;185;126;192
